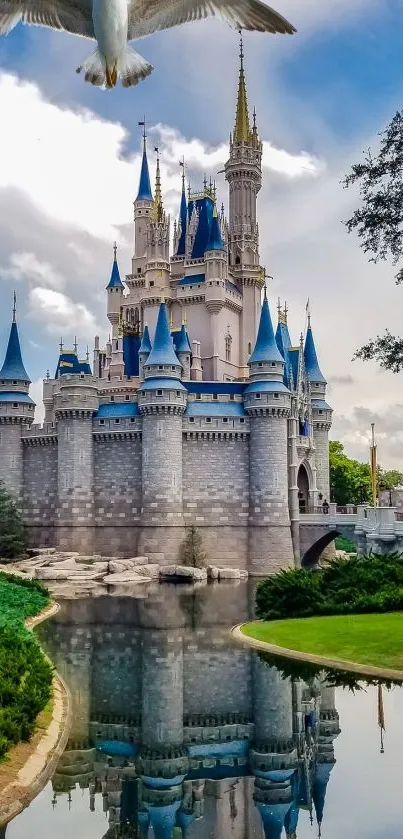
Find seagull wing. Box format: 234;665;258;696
128;0;296;39
0;0;94;38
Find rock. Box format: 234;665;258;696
239;570;249;578
35;567;70;580
217;568;241;580
160;565;207;582
103;571;150;584
207;566;219;580
47;558;79;570
132;556;149;566
26;547;56;557
136;564;160;578
66;569;106;580
108;559;136;573
76;555;102;564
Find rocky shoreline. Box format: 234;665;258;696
1;550;249;598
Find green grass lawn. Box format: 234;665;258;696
241;613;403;671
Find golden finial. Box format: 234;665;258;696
138;116;147;151
234;31;250;143
12;290;16;323
153;146;163;223
306;298;311;328
179;156;186;190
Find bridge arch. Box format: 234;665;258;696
300;530;340;569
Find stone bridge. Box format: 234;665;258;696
299;504;403;568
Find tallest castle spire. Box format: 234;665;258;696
234;35;250;143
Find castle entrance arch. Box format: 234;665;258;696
298;464;310;514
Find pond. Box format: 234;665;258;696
4;581;403;838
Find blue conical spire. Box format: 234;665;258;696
146;303;181;367
139;324;152;355
312;763;334;831
205;205;224;252
136;134;153;202
249;290;284;365
175;323;192;354
106;242;124;289
177;170;187;256
304;314;326;384
0;294;30;383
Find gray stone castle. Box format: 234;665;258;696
0;44;332;573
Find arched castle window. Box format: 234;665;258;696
225;334;232;362
134;308;140;333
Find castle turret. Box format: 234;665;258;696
138;301;187;561
133;126;153;275
0;295;35;496
138;324;152;383
304;313;332;501
106;243;125;380
144;150;171;301
244;290;293;573
175;323;192;380
54;370;99;554
175;168;187;257
224;37;264;373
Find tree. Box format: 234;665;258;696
329;441;371;505
179;525;206;568
343;110;403;371
378;469;403;491
0;482;26;560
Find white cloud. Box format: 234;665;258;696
28;287;100;337
2;251;65;290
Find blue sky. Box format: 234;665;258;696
1;0;403;465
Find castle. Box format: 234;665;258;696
0;43;332;572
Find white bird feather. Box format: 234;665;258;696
0;0;296;89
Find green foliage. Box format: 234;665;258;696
329;440;401;505
0;481;27;561
0;574;52;759
335;535;357;553
329;440;371;505
343;111;403;370
179;526;206;568
256;552;403;621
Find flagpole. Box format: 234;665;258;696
370;423;377;507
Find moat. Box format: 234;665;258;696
4;582;403;838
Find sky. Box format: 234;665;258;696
1;0;403;467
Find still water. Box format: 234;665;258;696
5;581;403;839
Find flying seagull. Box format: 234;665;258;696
0;0;296;90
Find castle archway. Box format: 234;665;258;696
301;530;340;569
298;464;310;514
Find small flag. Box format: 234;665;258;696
179;160;184;167
154;146;159;153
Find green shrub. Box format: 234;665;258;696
179;526;206;568
256;552;403;621
0;574;52;760
335;535;357;554
0;481;26;561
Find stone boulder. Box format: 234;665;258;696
136;564;160;578
159;565;207;582
35;567;70;580
26;547;56;557
217;568;241;580
207;566;219;580
103;571;151;585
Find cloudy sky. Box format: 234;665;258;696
1;0;403;466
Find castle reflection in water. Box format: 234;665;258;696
38;582;340;839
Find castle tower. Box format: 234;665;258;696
138;301;187;561
304;313;332;501
205;205;227;379
224;37;264;374
138;324;152;383
175;322;192;380
133;125;153;275
244;291;294;573
54;371;99;553
0;295;35;496
106;243;125;380
175;166;187;258
144;150;171;302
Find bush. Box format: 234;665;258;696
256;552;403;621
335;535;357;554
0;481;26;561
0;574;51;760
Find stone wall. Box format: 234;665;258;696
23;440;58;543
